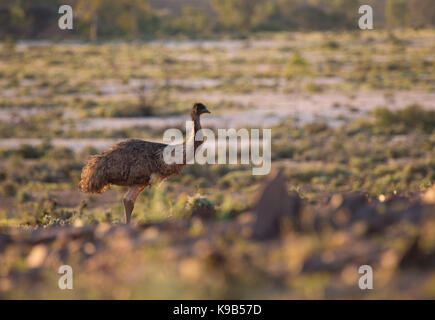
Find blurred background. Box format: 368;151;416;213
1;0;434;40
0;0;434;299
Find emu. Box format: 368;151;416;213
79;103;211;223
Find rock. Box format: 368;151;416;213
329;193;368;229
0;233;12;252
329;194;425;233
422;186;435;204
26;245;48;268
302;254;350;273
399;237;435;270
288;191;302;230
105;225;138;251
95;222;112;239
252;169;300;239
331;193;368;212
399;216;435;269
18;226;95;245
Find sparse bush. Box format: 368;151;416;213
15;144;42;159
17;190;33;203
0;169;7;182
285;52;310;78
305;82;323;92
373;104;435;133
322;40;340;49
1;182;17;196
93;102;154;118
186;194;216;219
37;209;75;227
43;146;73;160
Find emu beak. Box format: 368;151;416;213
203;108;211;114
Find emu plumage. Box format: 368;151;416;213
79;103;210;223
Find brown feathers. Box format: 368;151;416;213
79;139;167;193
79;103;210;194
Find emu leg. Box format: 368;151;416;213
122;185;145;224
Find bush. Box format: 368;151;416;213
322;40;340;49
17;190;33;203
1;182;17;196
0;169;6;182
304;122;329;134
43;147;74;160
186;194;216;220
285;52;310;78
15;144;42;159
373;104;435;133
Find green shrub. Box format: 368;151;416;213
43;147;74;160
285;52;310;78
17;190;33;203
15;144;42;159
185;194;216;219
373;104;435;133
303;122;329;134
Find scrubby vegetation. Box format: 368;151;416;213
1;105;433;229
1;0;434;40
0;27;434;298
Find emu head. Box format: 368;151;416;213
191;102;211;120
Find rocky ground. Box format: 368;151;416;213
1;173;435;299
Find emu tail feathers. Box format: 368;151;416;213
79;154;109;194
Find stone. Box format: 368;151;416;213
26;245;48;268
252;169;300;239
422;185;435;204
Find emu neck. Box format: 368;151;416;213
185;114;204;152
